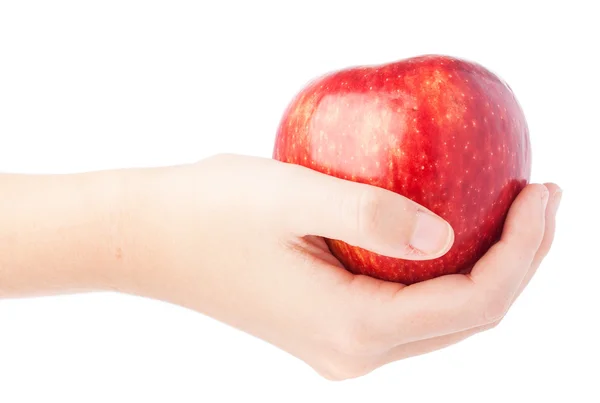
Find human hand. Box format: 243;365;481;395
119;153;561;381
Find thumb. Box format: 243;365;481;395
281;164;454;260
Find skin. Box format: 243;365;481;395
0;153;561;380
274;55;532;284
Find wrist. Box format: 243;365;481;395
111;163;203;299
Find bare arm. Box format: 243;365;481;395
0;154;560;380
0;169;132;297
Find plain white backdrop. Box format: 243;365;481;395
1;1;598;402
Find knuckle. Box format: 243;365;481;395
331;312;377;356
355;188;384;236
333;325;370;356
481;294;511;324
480;318;502;332
316;357;374;382
489;318;503;329
521;227;545;250
464;319;502;343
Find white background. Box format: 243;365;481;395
1;1;598;402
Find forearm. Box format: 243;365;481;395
0;168;146;298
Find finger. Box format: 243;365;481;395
462;182;548;316
362;183;549;346
378;321;497;367
279;163;454;260
512;184;562;302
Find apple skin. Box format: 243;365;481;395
272;54;531;284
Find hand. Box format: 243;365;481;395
119;153;561;381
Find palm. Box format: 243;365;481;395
281;183;559;379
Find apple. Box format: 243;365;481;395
272;54;531;284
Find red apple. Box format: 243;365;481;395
272;54;531;284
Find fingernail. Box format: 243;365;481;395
410;211;454;256
541;187;550;209
551;188;562;215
